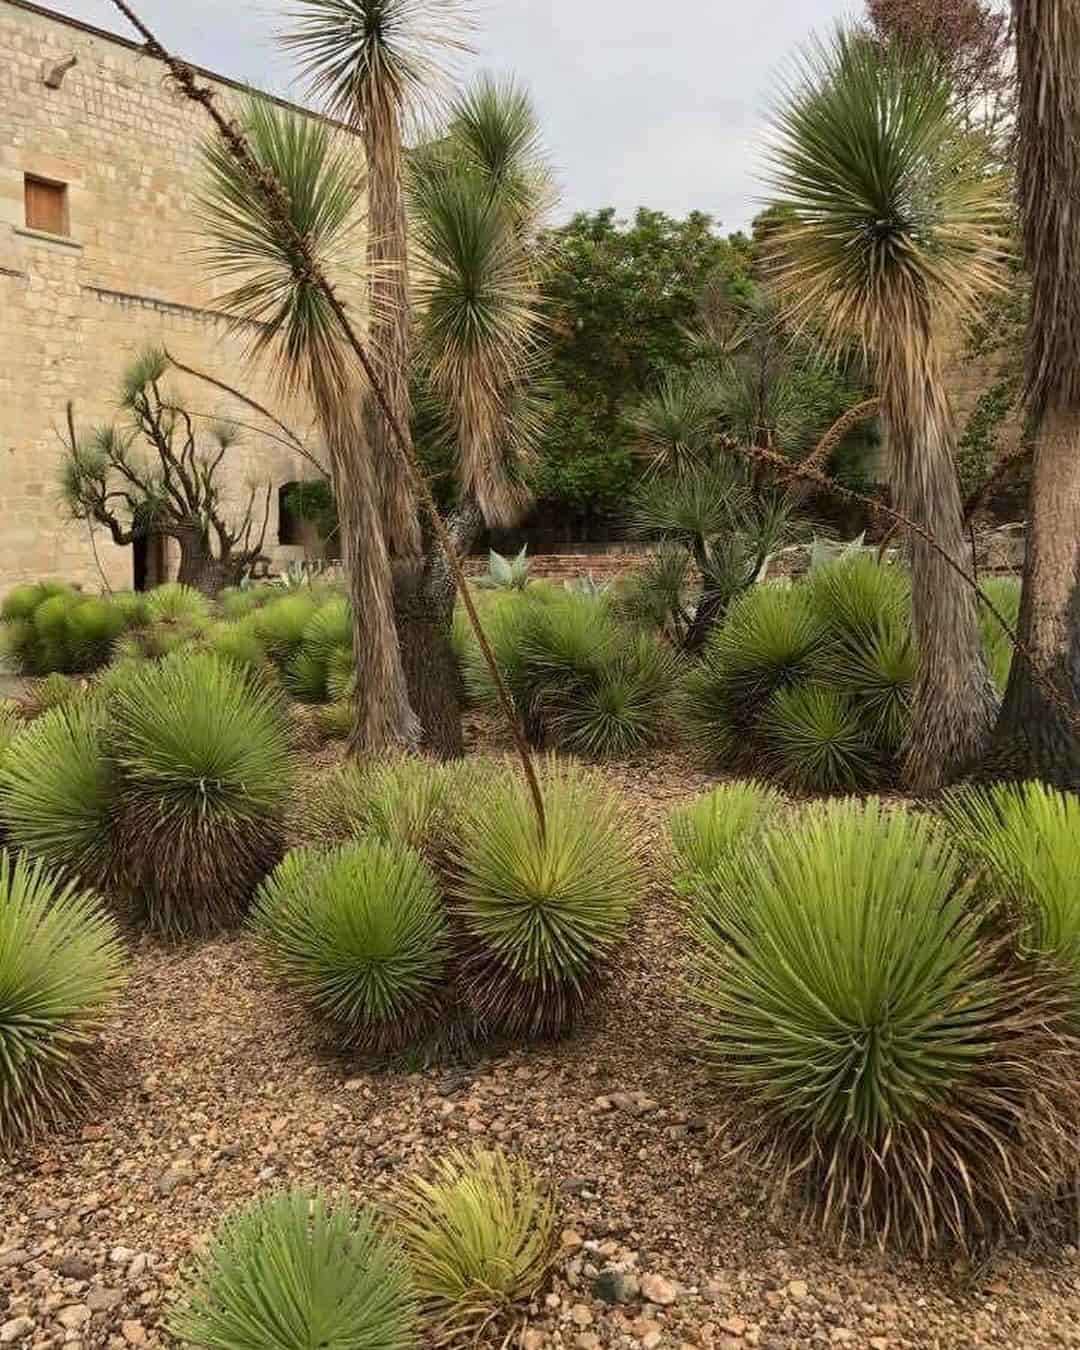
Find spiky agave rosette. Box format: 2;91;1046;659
0;850;128;1154
107;650;295;938
395;1146;557;1343
687;798;1080;1252
250;840;449;1053
169;1187;417;1350
451;759;642;1039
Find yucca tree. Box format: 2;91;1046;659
991;1;1080;784
283;0;472;560
196;95;418;753
765;28;1006;789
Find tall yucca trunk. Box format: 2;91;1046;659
991;0;1080;784
363;87;421;561
317;386;417;754
881;331;997;789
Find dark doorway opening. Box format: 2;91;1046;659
133;533;167;592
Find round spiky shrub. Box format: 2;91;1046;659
30;672;83;713
66;597;127;670
169;1188;417;1350
807;554;910;640
0;850;128;1154
109;651;294;937
218;584;276;621
251;842;448;1051
452;763;641;1037
326;645;357;703
689;798;1080;1251
765;684;877;792
0;703;113;889
818;622;917;755
315;701;355;742
202;620;269;675
679;585;824;763
2;581;73;623
144;582;212;628
396;1148;556;1342
941;782;1080;1005
254;594;320;667
668;780;784;894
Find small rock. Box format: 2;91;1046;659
830;1331;855;1345
87;1288;123;1313
56;1305;90;1330
121;1321;148;1346
522;1332;545;1350
0;1320;33;1345
127;1254;149;1280
640;1274;678;1307
869;1340;889;1350
58;1257;93;1281
642;1333;663;1350
561;1230;585;1251
719;1317;747;1337
570;1304;593;1328
109;1247;135;1267
156;1165;194;1197
595;1267;639;1305
0;1251;29;1270
561;1177;596;1197
787;1280;810;1304
576;1336;601;1350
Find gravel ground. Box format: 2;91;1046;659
2;740;1080;1350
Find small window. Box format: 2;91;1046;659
24;175;68;236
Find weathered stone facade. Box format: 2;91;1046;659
0;0;352;591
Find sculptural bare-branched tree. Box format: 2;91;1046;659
764;27;1009;790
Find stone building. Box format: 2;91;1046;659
0;0;351;591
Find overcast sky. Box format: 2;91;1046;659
47;0;851;232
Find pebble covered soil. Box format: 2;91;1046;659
2;746;1080;1350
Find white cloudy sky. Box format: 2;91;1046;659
45;0;852;231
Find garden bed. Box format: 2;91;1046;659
2;738;1078;1350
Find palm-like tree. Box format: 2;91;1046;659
196;97;417;752
992;1;1080;784
765;28;1007;788
283;0;473;559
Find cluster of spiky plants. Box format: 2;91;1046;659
113;583;210;664
940;781;1080;1006
668;779;783;897
451;761;641;1037
0;582;137;675
169;1188;417;1350
251;841;448;1051
459;590;677;757
396;1147;557;1343
0;702;114;890
0;850;128;1154
686;797;1080;1251
977;576;1021;695
108;651;295;937
679;558;918;790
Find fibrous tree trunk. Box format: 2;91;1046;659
989;0;1080;785
320;393;418;756
882;332;997;790
395;502;485;759
992;405;1080;782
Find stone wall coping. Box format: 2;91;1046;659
12;224;82;250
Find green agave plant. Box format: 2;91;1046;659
668;780;784;895
169;1188;417;1350
807;554;911;642
251;841;448;1051
453;762;641;1037
0;702;113;890
818;622;917;756
144;582;212;629
395;1148;556;1343
109;650;295;937
765;684;878;792
688;798;1080;1251
940;781;1080;1005
0;850;128;1154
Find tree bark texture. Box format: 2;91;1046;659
882;332;997;790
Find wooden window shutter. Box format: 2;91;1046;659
24;177;67;235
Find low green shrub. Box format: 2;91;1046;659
940;781;1080;1005
201;620;268;674
144;582;212;628
978;576;1021;695
668;780;783;894
0;703;113;889
0;584;133;676
254;593;320;667
765;684;877;792
109;651;295;937
169;1188;416;1350
687;797;1080;1250
396;1147;556;1342
452;762;641;1037
461;592;676;756
251;841;448;1051
0;850;127;1154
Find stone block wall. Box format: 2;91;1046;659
0;0;363;592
